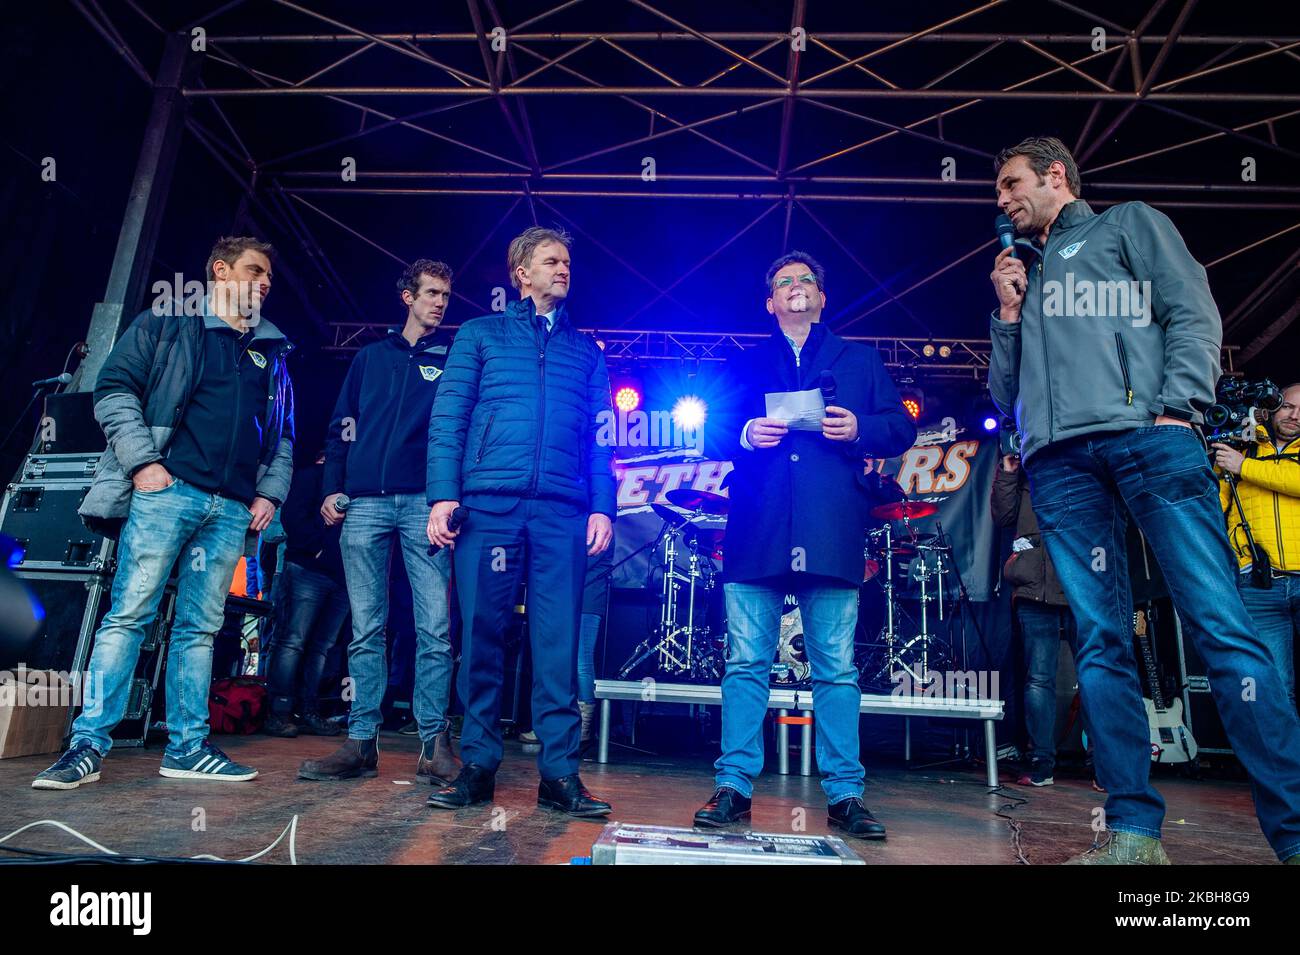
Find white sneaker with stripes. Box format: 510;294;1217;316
159;741;257;782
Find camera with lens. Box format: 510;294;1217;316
998;417;1022;457
1201;376;1283;447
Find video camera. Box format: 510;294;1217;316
998;417;1022;457
1201;376;1283;448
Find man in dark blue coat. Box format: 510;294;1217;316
425;227;616;817
693;252;916;838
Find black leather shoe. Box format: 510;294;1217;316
263;713;298;738
426;764;495;810
538;774;612;818
827;798;886;840
693;786;752;828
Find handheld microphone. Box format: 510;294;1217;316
819;370;838;410
995;213;1027;296
995;214;1017;259
31;373;72;390
333;494;350;513
427;505;467;556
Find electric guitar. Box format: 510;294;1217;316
1134;608;1198;764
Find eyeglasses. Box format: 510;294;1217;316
773;274;819;290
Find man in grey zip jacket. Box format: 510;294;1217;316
987;137;1300;866
34;236;294;791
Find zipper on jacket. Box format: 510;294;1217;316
476;413;496;463
1114;333;1134;405
221;336;243;492
1036;254;1054;438
378;349;415;494
532;324;547;495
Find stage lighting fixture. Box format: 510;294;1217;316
983;416;998;431
938;344;953;359
615;385;641;413
922;342;936;358
671;396;708;431
898;386;924;421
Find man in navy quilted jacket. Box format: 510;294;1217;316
426;226;616;817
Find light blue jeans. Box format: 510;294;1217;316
717;579;864;804
339;494;452;745
72;478;248;759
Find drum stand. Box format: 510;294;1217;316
618;520;719;681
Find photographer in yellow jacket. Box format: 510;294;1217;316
1213;383;1300;708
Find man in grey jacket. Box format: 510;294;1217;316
988;137;1300;865
33;236;295;790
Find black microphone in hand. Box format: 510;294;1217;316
819;370;838;410
427;505;467;556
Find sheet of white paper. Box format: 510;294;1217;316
765;387;825;431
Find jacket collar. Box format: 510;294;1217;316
385;326;449;352
200;297;288;347
506;295;570;329
1051;199;1095;234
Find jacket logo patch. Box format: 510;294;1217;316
1058;240;1086;260
248;350;267;369
419;365;442;382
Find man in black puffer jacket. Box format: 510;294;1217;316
426;227;615;818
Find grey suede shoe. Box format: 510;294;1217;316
1064;831;1170;865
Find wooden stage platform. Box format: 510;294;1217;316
0;733;1280;865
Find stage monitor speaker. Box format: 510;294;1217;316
1;453;112;571
36;392;106;455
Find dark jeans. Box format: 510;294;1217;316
1016;600;1080;773
267;561;350;716
453;497;588;780
1026;425;1300;859
1236;572;1300;708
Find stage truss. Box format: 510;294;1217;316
71;0;1298;378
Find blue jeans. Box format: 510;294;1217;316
717;579;863;804
1026;425;1300;859
1237;572;1300;708
267;560;349;715
577;612;601;703
339;494;452;745
1017;600;1080;773
71;478;247;759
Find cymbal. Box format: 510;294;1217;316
870;500;938;521
682;525;725;551
862;470;905;503
651;503;691;527
665;488;730;514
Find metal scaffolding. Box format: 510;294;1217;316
73;0;1299;368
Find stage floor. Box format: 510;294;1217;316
0;734;1279;865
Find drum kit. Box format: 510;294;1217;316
856;498;959;694
617;479;966;694
617;487;729;682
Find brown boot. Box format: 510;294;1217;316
298;737;379;781
416;730;461;785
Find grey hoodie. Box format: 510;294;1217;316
988;199;1222;462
